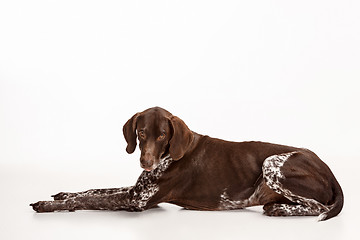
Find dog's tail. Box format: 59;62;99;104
318;177;344;221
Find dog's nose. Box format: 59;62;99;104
141;158;153;167
140;153;155;169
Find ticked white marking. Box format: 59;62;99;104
263;152;332;219
131;155;173;210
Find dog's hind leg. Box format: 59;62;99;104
263;203;325;217
262;151;334;220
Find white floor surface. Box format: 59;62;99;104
1;158;359;240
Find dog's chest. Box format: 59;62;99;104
131;156;173;209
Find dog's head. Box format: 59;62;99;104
123;107;194;171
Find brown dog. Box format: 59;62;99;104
30;107;343;221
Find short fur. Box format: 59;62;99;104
31;107;343;221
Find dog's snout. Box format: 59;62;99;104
140;152;155;169
141;158;153;167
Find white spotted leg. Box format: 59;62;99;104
51;187;132;200
30;156;174;213
262;151;332;220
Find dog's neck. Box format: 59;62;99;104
183;131;202;156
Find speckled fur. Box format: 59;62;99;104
31;156;173;212
129;155;173;210
262;152;331;218
52;187;132;200
219;180;268;210
264;203;323;216
30;107;343;220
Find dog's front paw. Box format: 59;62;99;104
30;200;72;212
51;192;72;200
30;201;52;213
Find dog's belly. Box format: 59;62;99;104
166;179;284;211
218;179;287;210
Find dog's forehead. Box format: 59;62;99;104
138;108;170;130
142;107;172;117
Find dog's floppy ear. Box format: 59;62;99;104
123;112;140;154
168;116;194;160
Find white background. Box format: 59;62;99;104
1;0;359;239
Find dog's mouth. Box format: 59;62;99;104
160;145;170;160
143;150;170;172
160;151;168;160
143;162;158;172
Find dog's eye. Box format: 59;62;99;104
157;132;166;141
138;130;146;139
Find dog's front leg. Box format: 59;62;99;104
51;187;132;200
30;183;161;212
30;187;135;212
30;157;173;213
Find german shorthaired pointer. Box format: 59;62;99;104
31;107;343;221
